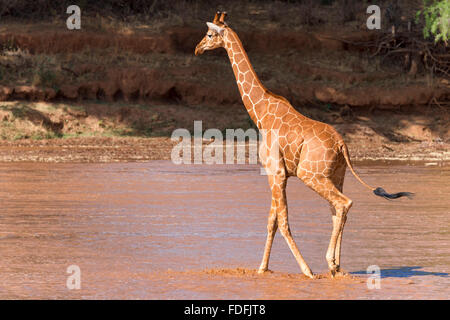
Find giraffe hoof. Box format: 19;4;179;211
257;268;272;274
303;270;315;279
334;269;348;277
329;266;338;278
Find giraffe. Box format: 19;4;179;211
194;12;413;278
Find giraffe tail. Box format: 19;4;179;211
340;143;414;200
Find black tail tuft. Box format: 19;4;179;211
373;187;414;200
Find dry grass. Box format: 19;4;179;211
0;48;61;87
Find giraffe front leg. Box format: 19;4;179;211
258;172;282;274
267;172;314;278
258;207;277;274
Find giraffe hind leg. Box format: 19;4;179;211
330;163;347;274
298;173;352;277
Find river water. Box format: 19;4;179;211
0;161;448;299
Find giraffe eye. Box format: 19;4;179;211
207;34;212;39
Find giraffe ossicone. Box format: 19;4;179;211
195;11;413;279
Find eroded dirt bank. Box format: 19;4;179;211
1;25;448;107
0;101;448;163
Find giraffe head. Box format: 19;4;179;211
194;11;228;56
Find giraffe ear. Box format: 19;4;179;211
206;22;224;36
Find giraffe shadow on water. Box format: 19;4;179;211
351;266;449;279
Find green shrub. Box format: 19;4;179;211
416;0;450;44
32;67;57;88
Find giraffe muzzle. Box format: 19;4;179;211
194;45;204;56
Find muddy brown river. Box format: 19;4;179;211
0;161;448;299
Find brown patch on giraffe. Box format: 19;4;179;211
251;86;265;99
261;114;275;128
242;95;252;107
234;53;245;64
232;64;239;75
244;71;254;83
254;101;267;115
275;104;290;117
282;145;295;162
242;81;252;93
279;136;288;147
231;43;240;52
238;72;245;83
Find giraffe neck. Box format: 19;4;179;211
224;30;269;126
